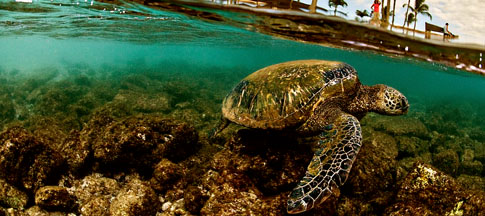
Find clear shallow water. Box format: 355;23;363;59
1;0;485;177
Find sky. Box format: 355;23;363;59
300;0;485;46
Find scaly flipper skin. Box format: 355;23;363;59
287;112;362;214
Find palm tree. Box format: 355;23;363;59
406;13;415;34
402;0;411;33
328;0;348;16
411;0;432;36
390;0;396;30
355;9;370;22
382;0;391;27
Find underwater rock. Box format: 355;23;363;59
160;80;196;104
198;167;288;215
119;74;158;92
69;94;98;119
457;175;485;191
433;149;460;176
221;129;311;195
473;141;485;164
196;129;315;215
34;186;76;212
333;196;376;216
71;173;120;208
168;108;217;136
344;128;398;210
0;94;15;123
184;185;208;214
26;117;68;149
397;152;433;176
199;169;268;215
111;90;171;114
439;136;473;157
467;127;485;143
424;114;460;135
62;111;117;175
20;205;67;216
60;130;91;175
158;198;187;215
460;160;483;176
92;114;198;173
0;127;65;192
150;159;182;193
34;82;87;116
363;115;429;139
386;162;485;215
385;201;434;215
109;177;159;216
0;179;29;209
80;196;111;216
395;136;429;158
462;149;474;162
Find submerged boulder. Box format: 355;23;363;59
111;90;171;114
60;130;91;175
19;205;68;216
0;94;15;123
71;173;120;216
35;186;76;212
222;129;311;195
432;149;460;176
363;115;429;139
0;179;29;210
343;128;399;213
199;169;268;215
194;129;309;215
91;114;199;173
0;127;65;192
110;177;159;216
386;162;485;215
150;159;182;192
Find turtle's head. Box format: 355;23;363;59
373;84;409;115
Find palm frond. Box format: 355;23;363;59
422;11;432;20
337;10;348;16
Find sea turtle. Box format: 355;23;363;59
218;60;409;214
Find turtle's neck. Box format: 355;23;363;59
345;85;382;119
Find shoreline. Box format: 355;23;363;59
144;0;485;76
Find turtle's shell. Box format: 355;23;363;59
222;60;360;129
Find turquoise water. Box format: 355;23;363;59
1;0;485;178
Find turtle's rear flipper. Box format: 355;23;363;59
287;113;362;214
209;117;230;140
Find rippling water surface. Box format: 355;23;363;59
1;0;484;184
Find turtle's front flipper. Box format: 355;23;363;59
287;112;362;214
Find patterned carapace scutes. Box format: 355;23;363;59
222;60;359;130
287;114;362;213
221;60;408;214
